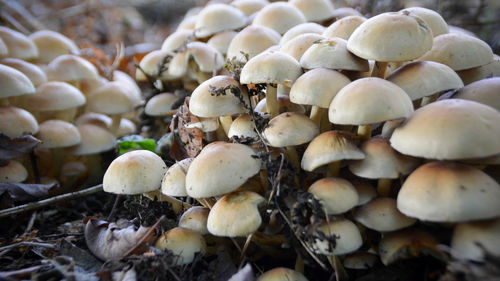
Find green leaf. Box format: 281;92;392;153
117;135;157;155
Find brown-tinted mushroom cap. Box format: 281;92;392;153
36;120;81;149
155;227;206;265
310;219;362;255
280;22;325;45
179;206;210;235
457;55;500;85
144;93;178;116
280;33;325;62
71;124;116;156
379;228;441;265
452;77;500;111
257;267;309;281
45;54;99;82
161;158;194;197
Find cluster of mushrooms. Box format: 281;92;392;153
0;26;143;189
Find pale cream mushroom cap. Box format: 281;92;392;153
401;7;449;37
257;267;308;281
0;106;38;138
87;81;140;115
144;93;178;116
186;142;261;198
347;12;432;62
323;16;366;40
0;38;7;57
177;15;197;31
179;206;210;235
1;58;47;87
311;219;362;255
290;0;335;22
16;81;85;112
328;77;414;125
112;70;142;102
387;61;463;100
228;114;258;140
280;22;325;45
390;99;500;160
397;161;500;222
457;55;500;85
452;77;500;111
79;76;108;96
451;218;500;261
448;25;477;38
231;0;269;16
207;190;265;237
161;158;194;197
36;120;81;149
308;177;359;215
300;38;369;71
189;75;247;118
135;50;173;82
103;150;167;194
0;64;35;98
379;228;440;265
290;68;351;108
349;137;419;179
0;26;38;60
331;7;363;19
419;33;494;71
194;4;247;38
252;2;306;35
226;25;281;62
160;29;193;53
29;30;79;64
72;124;116;156
169;42;224;78
116;118;136;138
301;130;364;172
263;112;319;147
207;31;238;55
240;51;302;86
155;227;206;265
74;112;112;129
0;160;28;183
351;179;377;206
354;197;416;232
45;54;98;82
280;33;325;61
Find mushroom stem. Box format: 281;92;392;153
240;232;254;260
286;146;300;170
419;93;439;107
53;108;77;122
320;109;331;132
357;124;372;141
377;178;392;196
327;255;349;281
219;115;233;136
259;170;268;190
310;106;323;127
110;114;122;136
215;125;228;141
326;161;341;177
0;98;9;106
266;84;278;117
371;61;389;78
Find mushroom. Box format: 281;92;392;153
226;25;281;63
0;160;28;183
179;206;210;235
308;177;359;215
257;267;308;281
0;106;38;138
0;64;35;106
451;77;500;110
28;30;79;64
1;58;47;87
289;0;335;23
251;2;306;35
279;22;325;45
155;227;206;266
45;54;99;88
193;3;247;39
451;218;500;262
323;16;366;40
353;197;416;232
0;26;38;60
457;54;500;85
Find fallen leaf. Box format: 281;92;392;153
170;97;204;159
84;216;162;261
0;182;56;202
0;133;40;166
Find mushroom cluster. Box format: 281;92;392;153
0;26;143;189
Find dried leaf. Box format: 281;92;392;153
0;182;56;202
174;97;204;159
0;133;40;166
84;217;161;261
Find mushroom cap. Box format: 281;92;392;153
0;26;38;59
87;81;140;115
45;54;98;82
418;33;494;71
252;2;306;35
331;7;363;19
347;11;432;62
186;142;261;198
240;51;302;86
155;227;206;265
226;25;281;62
280;22;325;45
308;177;359;215
135;50;173;81
387;61;464;101
160;29;194;53
349;137;419;179
343;252;379;270
1;58;47;87
290;68;351;108
301;130;364;172
28;30;79;64
0;160;28;183
71;124;116;156
397;161;500;222
36;120;81;149
207;30;238;55
189;75;248;118
74;112;112;129
379;228;440;265
161;158;194;197
0;106;38;138
328;77;414;125
144;93;178;116
300;38;369;71
254;95;305;115
351;179;377;206
112;70;142;101
263;112;319;147
354;197;416;232
451;218;500;261
231;0;269;16
290;0;335;22
228;113;258;140
323;15;366;40
452;77;500;111
457;55;500;85
311;219;362;256
0;38;7;57
187;41;225;73
179;206;210;235
0;64;35;99
280;33;325;62
257;267;308;281
177;14;197;31
103;150;167;194
401;7;449;37
194;4;247;38
207;190;265;237
116;118;137;138
390;99;500;160
16;81;85;112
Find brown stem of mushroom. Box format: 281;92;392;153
377;178;392;196
110;114;122;136
266;84;278;118
357;124;372;141
310;106;322;127
326;161;341;177
371;61;389;79
419;93;439;107
0;98;9;106
219;115;232;136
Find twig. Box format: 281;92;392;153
0;0;45;31
0;184;103;218
107;194;121;221
0;10;29;34
0;264;45;279
0;241;55;253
